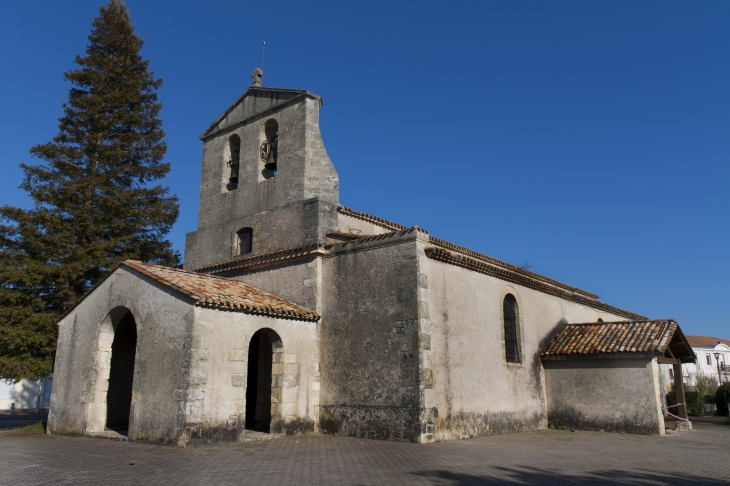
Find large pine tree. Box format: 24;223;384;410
0;0;179;381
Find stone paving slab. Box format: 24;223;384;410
0;418;728;485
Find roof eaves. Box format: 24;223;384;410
337;206;408;232
193;244;325;274
425;247;645;321
540;319;696;363
336;206;600;300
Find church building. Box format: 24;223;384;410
48;71;695;446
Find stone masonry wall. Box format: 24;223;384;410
319;231;428;442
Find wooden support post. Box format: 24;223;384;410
673;362;688;420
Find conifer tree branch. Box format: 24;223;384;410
0;0;179;381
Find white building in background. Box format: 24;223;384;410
682;335;730;386
657;335;728;416
0;375;52;411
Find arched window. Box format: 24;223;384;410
227;134;241;185
261;119;278;177
597;318;604;323
503;294;521;363
235;227;253;256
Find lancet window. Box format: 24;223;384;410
503;294;521;363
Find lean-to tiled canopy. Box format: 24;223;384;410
61;261;320;322
541;319;695;363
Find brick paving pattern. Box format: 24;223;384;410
0;418;728;485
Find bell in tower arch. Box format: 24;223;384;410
263;141;277;171
262;119;279;173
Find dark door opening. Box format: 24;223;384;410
245;331;272;432
106;312;137;433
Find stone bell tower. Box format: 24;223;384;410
183;69;339;270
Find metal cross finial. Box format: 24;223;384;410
252;67;263;87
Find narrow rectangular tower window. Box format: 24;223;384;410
236;228;253;256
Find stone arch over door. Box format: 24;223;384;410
244;328;283;433
84;306;139;435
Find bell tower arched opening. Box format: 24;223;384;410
226;134;241;189
260;119;278;180
105;310;137;432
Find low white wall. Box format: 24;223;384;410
0;377;52;410
543;357;664;435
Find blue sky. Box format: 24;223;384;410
1;1;728;337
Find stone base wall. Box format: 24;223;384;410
320;405;431;443
433;410;546;441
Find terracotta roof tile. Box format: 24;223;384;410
685;335;730;348
122;261;319;321
542;319;695;363
58;261;320;323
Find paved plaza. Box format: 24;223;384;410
0;418;728;485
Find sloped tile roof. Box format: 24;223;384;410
123;261;319;321
685;335;730;348
542;319;695;363
59;261;319;323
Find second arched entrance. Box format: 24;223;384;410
245;329;283;433
106;309;137;433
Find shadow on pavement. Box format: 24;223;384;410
412;467;728;485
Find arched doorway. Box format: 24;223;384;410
106;311;137;432
245;329;283;433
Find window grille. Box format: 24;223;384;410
236;228;253;256
503;294;521;363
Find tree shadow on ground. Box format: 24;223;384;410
411;466;728;485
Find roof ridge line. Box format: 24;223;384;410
192;244;324;274
337;206;409;231
336;206;600;300
567;319;676;326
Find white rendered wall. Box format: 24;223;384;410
0;377;52;410
418;241;629;440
